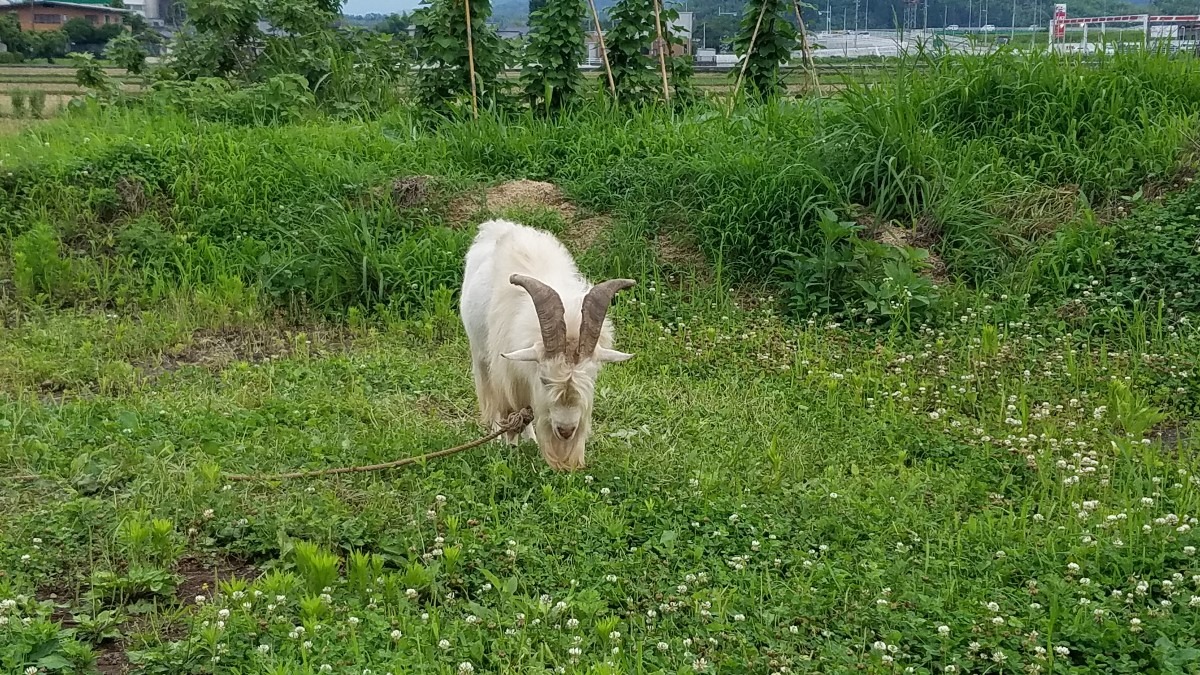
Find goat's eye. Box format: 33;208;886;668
539;377;552;387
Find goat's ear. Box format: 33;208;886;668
594;347;634;363
501;346;540;362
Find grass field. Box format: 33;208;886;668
2;48;1200;674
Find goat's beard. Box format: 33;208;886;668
533;418;589;471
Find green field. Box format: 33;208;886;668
3;48;1200;674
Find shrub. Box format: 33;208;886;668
9;89;27;117
28;90;46;118
776;209;940;326
106;32;148;76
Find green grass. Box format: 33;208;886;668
2;278;1199;673
3;47;1200;673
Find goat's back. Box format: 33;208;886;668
461;219;588;358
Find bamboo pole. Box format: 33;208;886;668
586;0;617;97
650;0;671;103
463;0;479;117
791;0;819;93
730;0;770;109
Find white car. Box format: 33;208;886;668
946;24;959;29
982;24;996;31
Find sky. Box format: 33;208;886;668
342;0;424;15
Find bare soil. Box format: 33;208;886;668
146;324;351;378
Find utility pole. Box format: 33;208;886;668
854;0;859;44
1010;0;1016;39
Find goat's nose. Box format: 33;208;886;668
555;424;576;440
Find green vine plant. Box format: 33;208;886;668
412;0;511;116
522;0;586;112
732;0;796;100
604;0;692;106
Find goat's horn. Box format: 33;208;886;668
510;274;567;356
578;278;635;359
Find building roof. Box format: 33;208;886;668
0;0;135;10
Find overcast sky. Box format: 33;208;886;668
343;0;424;15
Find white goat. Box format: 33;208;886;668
460;219;635;471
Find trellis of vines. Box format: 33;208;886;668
604;0;693;106
412;0;510;114
522;0;587;111
732;0;797;99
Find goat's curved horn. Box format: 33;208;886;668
578;278;635;359
510;274;567;356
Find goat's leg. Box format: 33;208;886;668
473;360;514;446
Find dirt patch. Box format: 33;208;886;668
147;324;350;377
565;216;613;252
1153;423;1194;449
390;175;433;208
174;554;259;604
95;645;131;675
871;221;948;283
115;176;149;216
447;179;578;227
655;230;708;267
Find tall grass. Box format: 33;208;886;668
2;49;1198;318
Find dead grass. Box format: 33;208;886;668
145;324;351;378
447;179;578;226
871;221;949;283
0;117;44;135
565;215;613;252
999;185;1083;236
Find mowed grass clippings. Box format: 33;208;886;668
0;47;1199;674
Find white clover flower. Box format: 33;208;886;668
391;629;403;640
938;625;950;636
657;641;669;651
438;639;451;650
257;644;270;655
872;641;887;651
458;663;474;675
